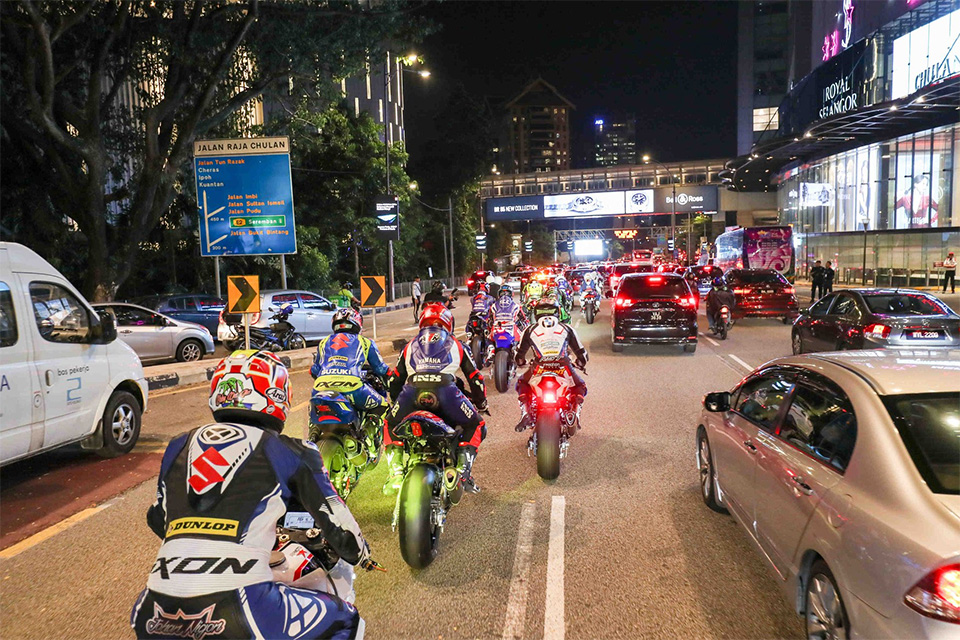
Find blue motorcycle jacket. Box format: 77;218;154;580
470;293;495;315
310;332;389;380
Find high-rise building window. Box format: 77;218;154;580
753;107;779;132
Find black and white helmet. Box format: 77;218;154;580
331;307;362;334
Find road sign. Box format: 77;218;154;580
668;239;675;251
524;240;533;252
360;276;386;307
615;229;638;239
194;137;297;257
227;276;260;313
475;233;487;251
375;197;400;241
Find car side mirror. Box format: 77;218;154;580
703;391;731;412
323;301;335;311
93;309;118;344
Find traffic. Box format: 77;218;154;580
2;240;959;639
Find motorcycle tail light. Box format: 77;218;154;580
904;564;960;624
865;323;891;339
543;390;557;405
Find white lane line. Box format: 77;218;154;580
574;318;581;328
501;501;537;640
698;332;720;347
728;354;754;371
544;495;565;640
0;503;112;560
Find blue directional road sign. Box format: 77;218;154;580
194;136;297;256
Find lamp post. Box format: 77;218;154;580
383;52;430;301
860;215;869;285
643;155;677;261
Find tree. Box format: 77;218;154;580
1;0;429;300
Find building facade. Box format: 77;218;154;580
592;115;638;167
737;0;791;155
726;0;959;284
340;53;407;148
501;78;574;174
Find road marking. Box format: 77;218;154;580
501;501;537;640
728;354;754;371
699;332;720;347
0;503;112;560
574;318;581;329
544;495;565;640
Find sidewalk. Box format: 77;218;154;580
794;278;960;311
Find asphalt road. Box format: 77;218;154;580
1;299;805;639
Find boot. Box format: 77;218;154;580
570;394;585;434
362;416;383;467
457;446;480;494
515;398;533;432
381;445;404;496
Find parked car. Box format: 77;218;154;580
696;350;960;639
133;293;225;336
611;272;698;353
93;303;215;363
0;242;147;465
724;268;798;322
792;288;960;354
217;289;338;345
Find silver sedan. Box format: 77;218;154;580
696;349;960;639
93;302;215;363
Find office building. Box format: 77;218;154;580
592;115;638;167
501;78;574;174
340;53;407;147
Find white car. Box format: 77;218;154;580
0;242;148;465
697;350;960;638
218;289;338;345
93;303;215;363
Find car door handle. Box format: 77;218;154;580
790;475;814;495
743;440;757;453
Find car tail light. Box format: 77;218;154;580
865;323;891;339
733;288;749;295
905;564;960;624
616;297;632;308
784;286;795;294
677;296;696;308
648;276;663;283
610;276;620;288
467;279;474;286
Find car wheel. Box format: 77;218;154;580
782;316;791;324
176;338;204;362
683;342;697;353
792;331;805;355
805;560;849;640
96;390;141;458
696;428;727;513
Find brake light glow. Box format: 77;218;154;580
648;276;663;283
543;390;557;405
610;276;620;287
677;296;696;308
733;288;749;295
865;323;891;339
904;564;960;623
784;286;795;294
616;297;632;308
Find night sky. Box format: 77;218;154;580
404;0;740;167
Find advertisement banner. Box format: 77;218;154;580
892;8;960;99
743;226;794;275
485;196;544;221
800;182;835;207
544;191;625;218
655;185;718;213
374;196;400;241
624;189;654;214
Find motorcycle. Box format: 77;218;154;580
389;377;480;569
465;312;487;365
489;319;519;393
273;510;383;605
581;289;600;324
523;361;584;480
308;370;388;500
711;305;733;340
225;304;306;352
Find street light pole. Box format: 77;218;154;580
643;155;677;261
384;52;394;302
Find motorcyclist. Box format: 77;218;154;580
522;277;544;309
338;281;360;309
132;350;370;639
486;285;528;340
555;276;572;312
384;303;488;494
514;296;588;434
423;280;455;308
310;308;391;459
706;276;736;334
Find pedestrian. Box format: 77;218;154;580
810;260;826;301
412;276;422;321
823;261;835;296
944;252;957;294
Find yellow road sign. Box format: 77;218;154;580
360;276;386;308
227;275;260;314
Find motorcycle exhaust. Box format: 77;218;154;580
443;466;461;492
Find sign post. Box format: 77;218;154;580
360;276;387;340
227;275;260;350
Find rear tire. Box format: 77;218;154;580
176;338;204;362
398;464;441;569
585;305;595;324
287;333;307;351
718;323;727;340
318;438;351;499
782;316;791;324
697;428;727;513
96;391;141;458
470;335;483;366
611;337;624;353
805;560;850;640
536;410;561;480
494;350;509;393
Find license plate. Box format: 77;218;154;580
907;330;942;339
650;311;662;321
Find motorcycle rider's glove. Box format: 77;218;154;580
575;358;587;370
516;356;526;367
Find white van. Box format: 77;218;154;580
0;242;148;466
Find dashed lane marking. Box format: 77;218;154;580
544;495;565;640
699;332;720;347
728;354;754;371
0;503;111;560
501;501;537;640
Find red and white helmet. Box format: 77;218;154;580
419;302;454;333
209;350;291;432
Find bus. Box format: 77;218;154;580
714;226;794;278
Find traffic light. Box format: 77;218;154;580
667;238;675;252
475;233;487;251
524;240;533;252
566;240;574;252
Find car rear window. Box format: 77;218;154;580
883;393;959;495
691;266;723;278
197;297;225;309
862;293;951;316
614;264;654;276
619;276;688;297
730;270;787;285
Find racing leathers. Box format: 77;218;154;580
310;333;390;452
132;423;369;640
522;280;544;307
514;317;588;432
706;287;736;332
470;292;495;318
486;296;527;341
384;326;488;492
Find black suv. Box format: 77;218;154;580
611;273;698;353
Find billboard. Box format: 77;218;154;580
485;185;718;221
891;9;960;99
486;196;544;220
374;196;400;241
574;239;605;257
544;192;625;218
624;189;654;214
656;185;718;213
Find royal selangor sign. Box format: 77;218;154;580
374;196;400;241
891;8;960;99
194;136;297;257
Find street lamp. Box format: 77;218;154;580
643;154;677;261
383;51;430;301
